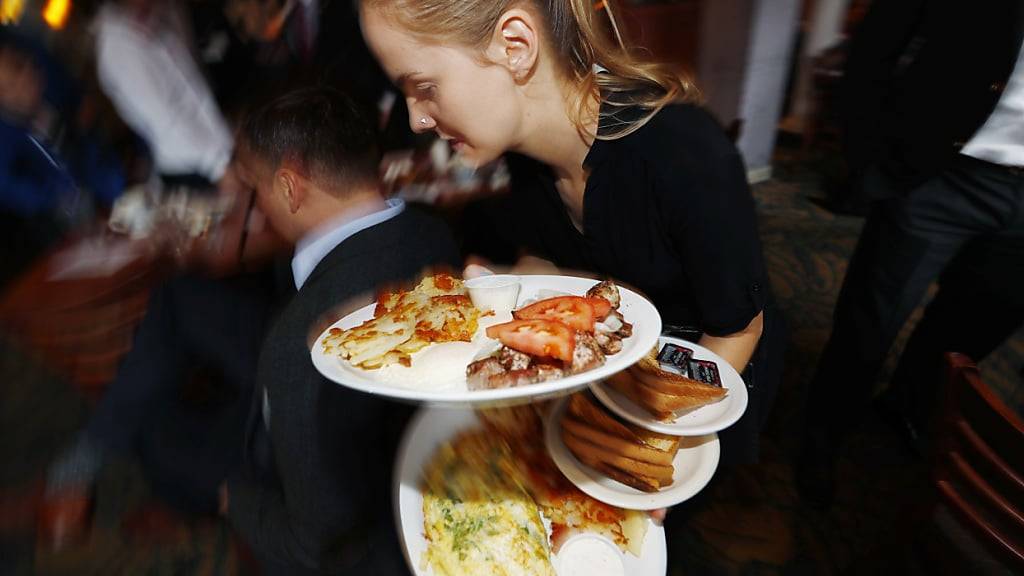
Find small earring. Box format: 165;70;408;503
419;117;429;126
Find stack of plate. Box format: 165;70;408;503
310;275;749;576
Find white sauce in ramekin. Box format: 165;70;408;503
465;274;521;314
556;535;625;576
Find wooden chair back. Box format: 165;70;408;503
0;239;165;400
931;352;1024;569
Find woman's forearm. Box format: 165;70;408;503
698;311;764;374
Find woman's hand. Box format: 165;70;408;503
463;261;499;279
463;254;562;280
511;255;561;275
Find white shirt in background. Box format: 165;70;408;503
963;41;1024;167
94;2;233;182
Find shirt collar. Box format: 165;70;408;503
291;198;405;289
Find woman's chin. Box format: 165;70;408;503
453;144;498;168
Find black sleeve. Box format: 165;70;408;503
842;0;928;173
659;112;768;337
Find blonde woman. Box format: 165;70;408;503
361;0;783;468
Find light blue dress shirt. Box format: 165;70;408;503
290;198;405;290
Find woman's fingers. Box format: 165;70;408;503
463;263;496;279
649;507;668;524
510;255;561;275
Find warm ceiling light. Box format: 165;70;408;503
42;0;70;29
1;0;26;24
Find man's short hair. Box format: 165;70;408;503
241;86;380;190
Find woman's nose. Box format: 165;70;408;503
407;101;435;134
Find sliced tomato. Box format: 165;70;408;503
513;296;599;332
485;319;576;362
587;297;612;320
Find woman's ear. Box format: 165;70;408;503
488;8;540;83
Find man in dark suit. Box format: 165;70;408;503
798;0;1024;507
221;87;460;574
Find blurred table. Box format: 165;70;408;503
0;234;170;400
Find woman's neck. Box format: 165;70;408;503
513;74;599;224
515;74;598;183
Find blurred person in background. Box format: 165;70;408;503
0;30;125;286
883;237;1024;443
221;86;460;575
223;0;319;65
39;0;295;546
94;0;234;190
222;0;415;149
0;35;71;225
798;0;1024;508
40;176;287;548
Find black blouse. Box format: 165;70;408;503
461;103;768;337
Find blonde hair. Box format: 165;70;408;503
362;0;699;140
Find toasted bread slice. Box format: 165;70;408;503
608;370;725;419
628;367;727;406
561;429;675;485
567;393;637;441
561;416;676;466
564;438;659;492
591;461;662;493
636;345;665;373
629;365;728;401
562;432;671;492
606;371;694;413
631;350;728;399
566;393;680;453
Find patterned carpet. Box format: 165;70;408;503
1;152;1020;575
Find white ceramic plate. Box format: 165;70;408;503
546;397;720;510
394;406;668;576
589;336;748;435
311;275;661;405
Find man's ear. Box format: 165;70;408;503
486;8;540;83
273;166;305;214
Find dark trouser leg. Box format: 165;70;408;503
887;228;1024;437
47;274;194;493
85;276;191;454
86;272;274;510
136;272;274;512
805;160;1017;450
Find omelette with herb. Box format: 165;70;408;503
421;431;555;576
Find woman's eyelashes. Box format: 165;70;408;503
414;83;437;100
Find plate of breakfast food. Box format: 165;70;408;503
546;393;719;510
311;273;661;404
589;337;748;435
394;405;667;576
